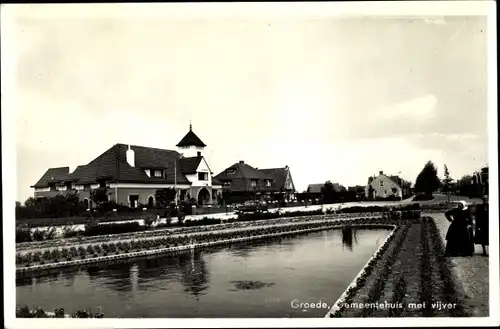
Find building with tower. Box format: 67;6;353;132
31;124;223;208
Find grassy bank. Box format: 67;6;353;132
327;216;467;317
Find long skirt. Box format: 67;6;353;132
445;221;474;256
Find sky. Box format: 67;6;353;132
8;6;489;203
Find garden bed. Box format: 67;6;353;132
16;305;103;318
326;216;468;318
16;212;387;251
16;217;398;276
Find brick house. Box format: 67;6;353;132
365;171;411;200
214;161;296;204
31;125;223;208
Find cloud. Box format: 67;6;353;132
422;17;447;25
376;94;438;121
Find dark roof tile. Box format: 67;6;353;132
176;127;206;147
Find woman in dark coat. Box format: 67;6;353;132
444;201;474;257
474;195;489;256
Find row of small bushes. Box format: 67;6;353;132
16;305;103;318
330;220;410;317
15;227;57;243
16;209;329;244
16;216;400;267
17;212;355;250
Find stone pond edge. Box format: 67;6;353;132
323;224;399;318
16;219;396;276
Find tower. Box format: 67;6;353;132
176;123;207;158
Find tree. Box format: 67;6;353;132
442;164;453;202
414;161;441;196
90;187;110;212
24;197;39;209
322;181;337;204
155;188;177;209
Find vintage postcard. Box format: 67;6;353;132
2;1;498;328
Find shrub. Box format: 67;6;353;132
84;222;144;236
32;229;46;241
54;307;65;318
69;247;78;257
143;216;156;228
413;194;435;201
86;245;94;254
33;251;42;262
16;305;32;317
93;245;101;254
63;226;80;238
78;246;86;256
16;226;32;243
51;249;61;260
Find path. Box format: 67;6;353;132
428;212;490;317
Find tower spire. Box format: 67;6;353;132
189;120;192;131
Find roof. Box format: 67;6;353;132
176;125;206;147
307;182;346;193
258;167;294;191
33;144;191;187
214;161;271;181
31;167;70;188
212;177;223;185
178;156;203;174
348;185;365;192
307;184;324;194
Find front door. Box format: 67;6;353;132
129;195;139;208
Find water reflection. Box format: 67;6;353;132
179;251;209;304
17;229;390;318
341;226;358;252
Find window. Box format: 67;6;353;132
224;181;232;187
99;180;107;188
154;170;162;177
265;180;271;187
251;180;257;187
226;168;236;176
198;172;208;181
380;180;384;187
145;169;151;177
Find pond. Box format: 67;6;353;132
16;228;391;318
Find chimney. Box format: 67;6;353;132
126;145;135;167
239;160;244;164
379;171;383;175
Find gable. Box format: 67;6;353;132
284;170;295;190
196;157;211;174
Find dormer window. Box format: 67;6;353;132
265;180;271;187
154;170;162;177
226;168;236;176
251;180;257;187
145;169;151;177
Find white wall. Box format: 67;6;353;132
178;145;205;158
184;157;213;187
34;187;50;192
365;175;402;198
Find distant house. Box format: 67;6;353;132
347;185;366;201
365;171;411;200
306;182;347;203
31;125;223;208
214;161;296;203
